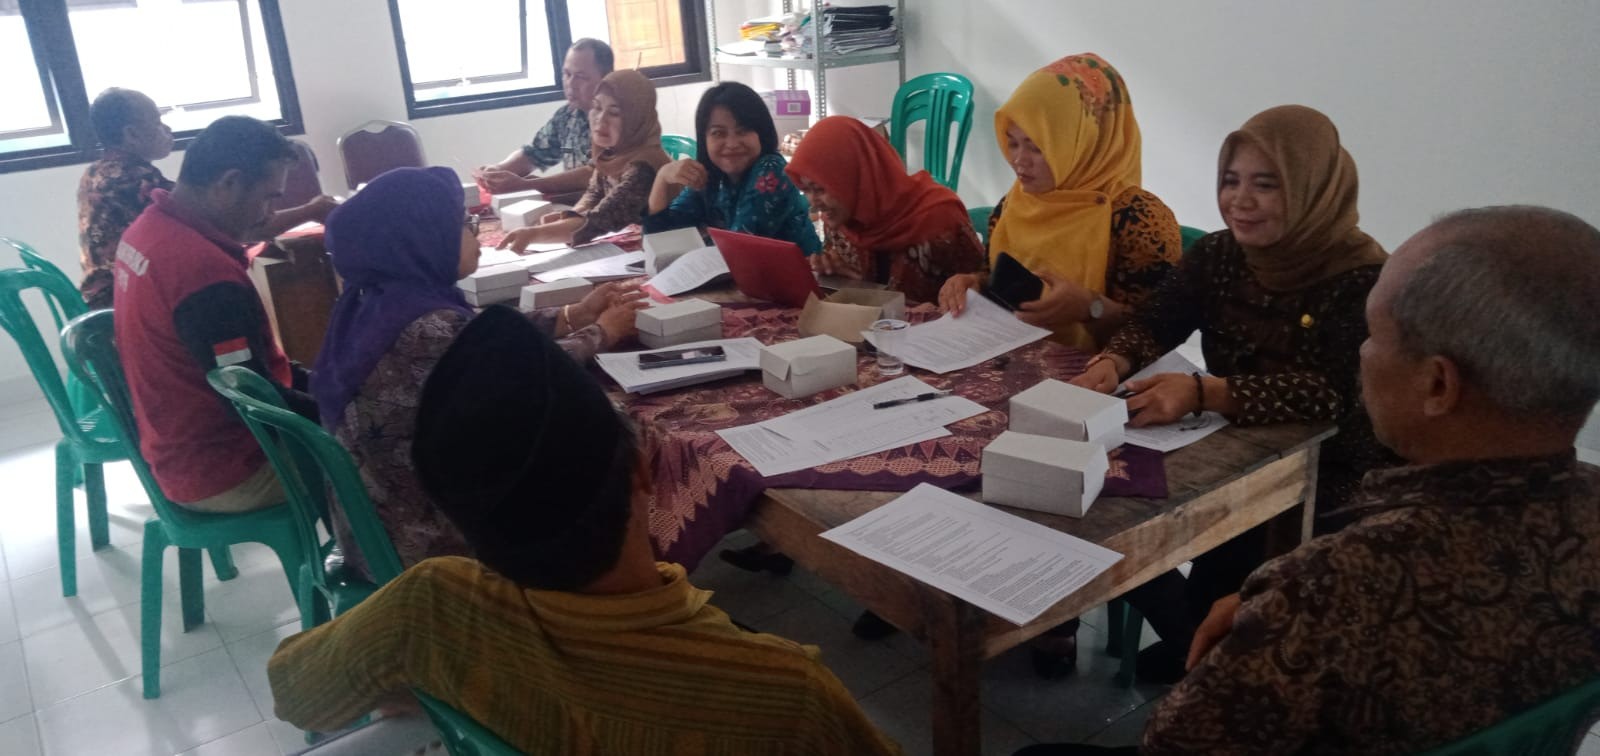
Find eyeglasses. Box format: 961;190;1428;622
465;213;480;236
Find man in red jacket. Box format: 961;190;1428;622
114;115;312;512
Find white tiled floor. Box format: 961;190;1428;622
6;397;1594;755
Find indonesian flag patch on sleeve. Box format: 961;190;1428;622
213;337;252;367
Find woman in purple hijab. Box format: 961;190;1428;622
312;166;645;577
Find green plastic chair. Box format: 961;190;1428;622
60;309;309;699
0;268;120;597
2;237;104;425
1415;676;1600;755
661;134;697;161
889;72;976;191
208;365;404;626
968;205;994;248
1180;225;1208;254
416;691;524;756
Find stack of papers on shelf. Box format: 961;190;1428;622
820;483;1123;626
821;5;898;55
596;338;764;394
1120;351;1230;452
717;376;987;477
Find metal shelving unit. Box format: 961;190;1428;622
705;0;906;118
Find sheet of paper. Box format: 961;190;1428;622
474;246;525;269
820;483;1124;625
877;293;1049;374
595;338;763;394
537;250;644;281
718;376;987;477
1119;350;1231;452
642;245;729;297
521;243;626;275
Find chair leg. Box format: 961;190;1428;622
84;462;110;550
1115;604;1144;689
1105;598;1126;658
54;443;78;597
209;546;239;581
178;548;205;631
141;521;169;699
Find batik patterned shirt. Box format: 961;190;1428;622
521;104;592;172
1145;452;1600;755
643;153;821;255
77;148;174;308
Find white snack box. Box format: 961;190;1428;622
519;278;592;311
489;189;544;212
636;299;723;348
759;335;857;399
642;227;707;275
461;182;483;206
498;198;553;231
457;265;528;294
1009;379;1128;450
461;285;523;307
981;431;1108;517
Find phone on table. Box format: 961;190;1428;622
986;251;1045;311
637;345;727;369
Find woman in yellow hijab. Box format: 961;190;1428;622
939;53;1181;350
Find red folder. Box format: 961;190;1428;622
707;227;822;308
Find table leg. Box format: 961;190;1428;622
1263;446;1320;557
928;597;985;756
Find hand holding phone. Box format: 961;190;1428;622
985;252;1045;311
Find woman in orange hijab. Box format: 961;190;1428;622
501;69;671;251
939;53;1181;350
786;116;984;303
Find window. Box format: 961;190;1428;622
389;0;707;119
0;0;301;173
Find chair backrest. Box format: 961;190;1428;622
274;139;324;211
1180;225;1208;255
661;134;697;161
1415;676;1600;755
337;120;426;191
967;205;994;248
60;309;196;528
0;268;94;442
207;366;404;586
889;72;976;191
1;237;80;331
415;691;524;756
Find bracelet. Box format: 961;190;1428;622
1191;372;1206;418
561;304;573;331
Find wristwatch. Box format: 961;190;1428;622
1087;294;1106;321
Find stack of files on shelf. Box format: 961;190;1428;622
596;338;764;394
821;5;898;55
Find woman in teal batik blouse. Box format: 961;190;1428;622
643;82;821;254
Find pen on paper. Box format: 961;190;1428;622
872;391;952;410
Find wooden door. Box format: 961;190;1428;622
605;0;684;69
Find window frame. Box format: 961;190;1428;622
0;0;304;174
387;0;710;121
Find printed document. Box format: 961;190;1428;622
596;338;763;394
643;245;730;297
537;250;644;281
879;293;1049;373
1119;350;1230;452
820;483;1123;625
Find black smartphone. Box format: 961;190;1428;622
637;345;727;369
986;251;1045;311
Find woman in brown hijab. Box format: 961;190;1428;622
501;69;672;250
1065;105;1398;683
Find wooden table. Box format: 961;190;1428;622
747;421;1334;756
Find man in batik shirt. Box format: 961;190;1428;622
476;38;612;201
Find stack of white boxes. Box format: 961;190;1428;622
519;278;592;311
499;199;552;231
759;335;857;399
635;299;723;348
457;266;529;307
982;379;1129;517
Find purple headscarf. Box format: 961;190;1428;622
312;166;474;427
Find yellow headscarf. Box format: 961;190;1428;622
991;53;1141;349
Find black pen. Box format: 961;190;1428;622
872;391;951;410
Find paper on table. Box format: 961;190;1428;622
538;250;644;281
873;292;1049;374
475;246;525;268
642;245;729;298
1120;350;1231;452
820;483;1124;626
596;337;763;394
522;243;626;274
718;376;987;477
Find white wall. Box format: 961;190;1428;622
2;0;1598;405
